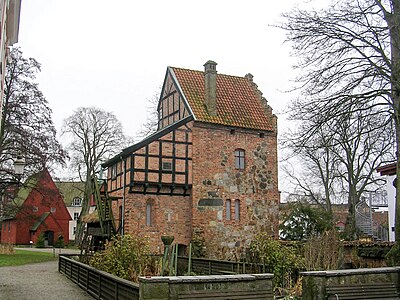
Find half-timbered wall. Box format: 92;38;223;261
107;121;192;196
158;70;191;130
129;126;192;196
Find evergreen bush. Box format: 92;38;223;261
35;233;45;248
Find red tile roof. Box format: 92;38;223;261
171;67;276;132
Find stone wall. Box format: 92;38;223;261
191;123;279;259
139;273;273;300
302;267;400;300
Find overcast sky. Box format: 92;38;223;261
16;1;319;186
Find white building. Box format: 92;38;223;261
0;0;21;115
377;163;396;242
55;182;85;242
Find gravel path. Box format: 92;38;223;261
0;250;94;300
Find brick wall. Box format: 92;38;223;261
113;191;192;254
191;122;279;259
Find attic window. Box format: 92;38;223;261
111;165;117;179
72;197;82;206
162;161;172;171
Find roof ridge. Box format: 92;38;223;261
170;66;248;81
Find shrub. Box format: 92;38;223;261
35;233;45;248
54;235;65;248
303;230;343;271
89;234;154;282
249;233;304;296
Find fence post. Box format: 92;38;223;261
188;243;192;275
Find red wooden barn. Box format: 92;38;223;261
1;169;71;246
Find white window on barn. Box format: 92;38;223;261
234;149;245;170
74;212;79;220
72;197;82;206
234;199;240;221
51;207;56;213
32;206;38;212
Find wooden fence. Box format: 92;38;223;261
177;256;265;275
58;254;139;300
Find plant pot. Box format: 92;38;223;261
161;235;175;246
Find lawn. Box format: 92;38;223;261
0;250;57;267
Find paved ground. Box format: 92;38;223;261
0;248;94;300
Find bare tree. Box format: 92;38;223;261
62;107;128;242
283;103;394;238
0;47;66;177
283;123;340;216
136;90;160;140
279;0;400;249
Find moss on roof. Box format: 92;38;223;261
55;182;85;206
30;212;50;231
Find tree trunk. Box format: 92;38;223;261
75;173;92;244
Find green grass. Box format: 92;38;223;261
0;250;57;267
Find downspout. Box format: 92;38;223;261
121;155;126;236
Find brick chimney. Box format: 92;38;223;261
204;60;217;116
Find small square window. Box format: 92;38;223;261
51;207;56;213
33;206;38;212
162;161;172;171
73;212;79;220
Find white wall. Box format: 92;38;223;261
387;175;396;242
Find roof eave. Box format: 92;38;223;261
102;115;194;168
168;67;197;120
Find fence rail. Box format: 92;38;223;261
178;256;265;275
58;254;139;300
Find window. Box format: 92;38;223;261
226;199;231;220
32;206;38;212
72;197;82;206
234;149;245;170
111;165;117;179
234;199;240;221
51;207;56;213
162;161;172;171
73;212;79;220
146;201;153;226
73;227;76;235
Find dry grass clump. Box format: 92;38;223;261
0;243;15;254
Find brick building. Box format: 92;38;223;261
102;61;279;259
